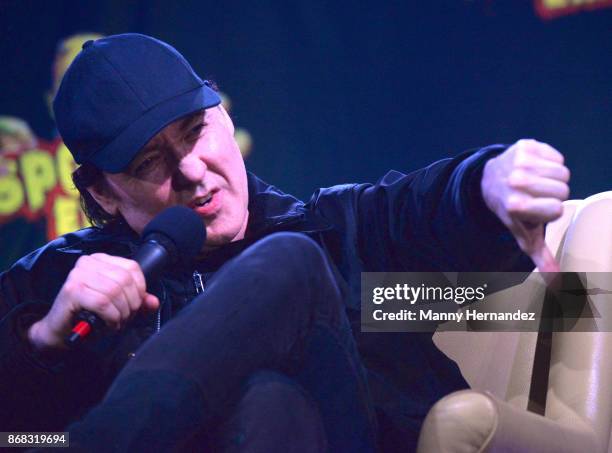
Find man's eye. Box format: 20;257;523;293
187;122;206;140
134;156;158;175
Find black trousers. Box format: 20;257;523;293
66;232;377;452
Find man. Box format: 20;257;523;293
0;34;569;452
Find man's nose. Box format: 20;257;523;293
172;151;207;191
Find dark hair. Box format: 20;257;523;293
72;162;122;227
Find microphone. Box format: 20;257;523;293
65;206;206;346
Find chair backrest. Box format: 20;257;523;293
433;199;579;405
433;192;612;450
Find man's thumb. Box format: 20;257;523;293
530;237;561;288
515;221;560;285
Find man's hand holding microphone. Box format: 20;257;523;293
27;253;160;352
27;206;206;353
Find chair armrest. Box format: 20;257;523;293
417;390;602;453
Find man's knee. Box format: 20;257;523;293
252;232;329;271
257;231;322;254
219;231;342;322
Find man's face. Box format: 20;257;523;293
92;106;249;251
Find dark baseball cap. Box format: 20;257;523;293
53;33;221;173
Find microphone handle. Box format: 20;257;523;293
64;310;106;347
64;240;171;348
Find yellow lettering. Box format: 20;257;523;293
20;149;57;212
543;0;568;7
0;158;25;216
543;0;604;8
52;195;81;236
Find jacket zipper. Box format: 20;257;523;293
153;274;203;335
193;270;205;295
155;282;168;333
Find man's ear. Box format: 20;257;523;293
87;181;119;216
217;105;235;135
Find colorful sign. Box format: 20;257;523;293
0;139;89;240
535;0;612;19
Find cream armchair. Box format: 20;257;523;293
418;192;612;453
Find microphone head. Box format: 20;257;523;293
142;206;206;261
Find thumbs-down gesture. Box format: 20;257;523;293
481;139;570;272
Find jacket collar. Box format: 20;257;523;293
179;172;333;271
244;172;332;237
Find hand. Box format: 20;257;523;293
28;253;160;352
481;139;570;273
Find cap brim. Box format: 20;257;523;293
89;83;221;173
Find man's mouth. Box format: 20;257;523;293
192;193;213;207
189;190;221;216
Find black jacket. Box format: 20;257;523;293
0;145;533;444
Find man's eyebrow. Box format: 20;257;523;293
139;140;162;155
134;110;206;160
131;137;164;167
179;111;206;133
